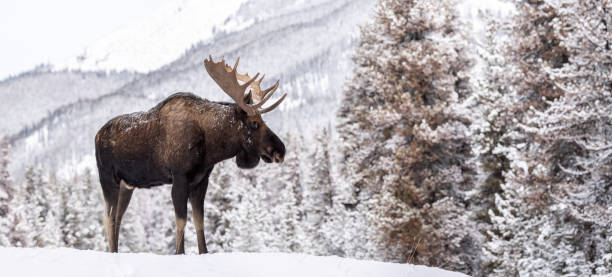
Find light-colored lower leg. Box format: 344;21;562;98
192;208;207;254
194;220;207;254
113;180;134;252
104;205;116;252
175;217;187;254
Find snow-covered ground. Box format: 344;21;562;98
0;247;467;277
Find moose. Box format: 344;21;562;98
95;56;287;254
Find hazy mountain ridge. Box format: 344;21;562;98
2;0;376;179
0;70;140;136
58;0;250;73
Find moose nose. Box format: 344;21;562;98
273;152;283;163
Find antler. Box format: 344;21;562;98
204;56;287;116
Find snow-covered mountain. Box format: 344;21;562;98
57;0;250;73
0;0;376;179
0;247;468;277
57;0;338;73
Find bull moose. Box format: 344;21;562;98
94;56;287;254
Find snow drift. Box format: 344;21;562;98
0;247;467;277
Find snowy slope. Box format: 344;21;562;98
58;0;250;73
0;70;139;136
56;0;338;74
0;247;468;277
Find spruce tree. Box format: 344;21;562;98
80;168;106;250
22;166;61;247
59;176;80;247
484;0;612;275
118;191;151;252
206;161;239;252
468;10;517;224
59;169;105;250
302;128;334;254
0;136;17;246
227;168;268;252
140;186;175;253
337;0;477;272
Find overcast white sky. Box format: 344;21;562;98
0;0;169;80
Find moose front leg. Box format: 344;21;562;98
189;172;211;254
171;176;189;254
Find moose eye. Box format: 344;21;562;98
248;121;259;130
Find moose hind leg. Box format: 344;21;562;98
113;180;134;251
190;181;209;254
172;177;189;254
100;172;119;252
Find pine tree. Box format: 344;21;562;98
205;161;239;252
59;176;80;247
467;10;517;225
301;128;334;255
252;134;302;252
59;169;105;250
2;144;28;248
22;166;61;247
80;168;106;250
465;10;530;276
118;191;150;252
319;127;375;258
321;197;374;259
0;136;17;246
6;201;28;247
226;169;269;252
337;0;478;273
139;186;175;253
484;0;612;275
269;175;300;252
222;134;305;254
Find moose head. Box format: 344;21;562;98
204;56;286;169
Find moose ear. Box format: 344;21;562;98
244;90;253;104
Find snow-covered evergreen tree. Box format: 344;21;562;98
321;197;373;259
205;161;239;252
467;9;517;224
59;175;81;248
337;0;478;273
226;169;269;252
80;169;107;250
269;176;300;252
272;135;302;252
139;186;175;253
218;134;306;254
118;193;149;252
0;137;11;217
484;1;612;275
0;152;28;248
301;129;334;255
0;136;19;246
22;166;61;247
59;168;105;250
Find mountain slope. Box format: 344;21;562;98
0;69;139;136
57;0;250;73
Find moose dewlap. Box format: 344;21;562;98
94;56;287;254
